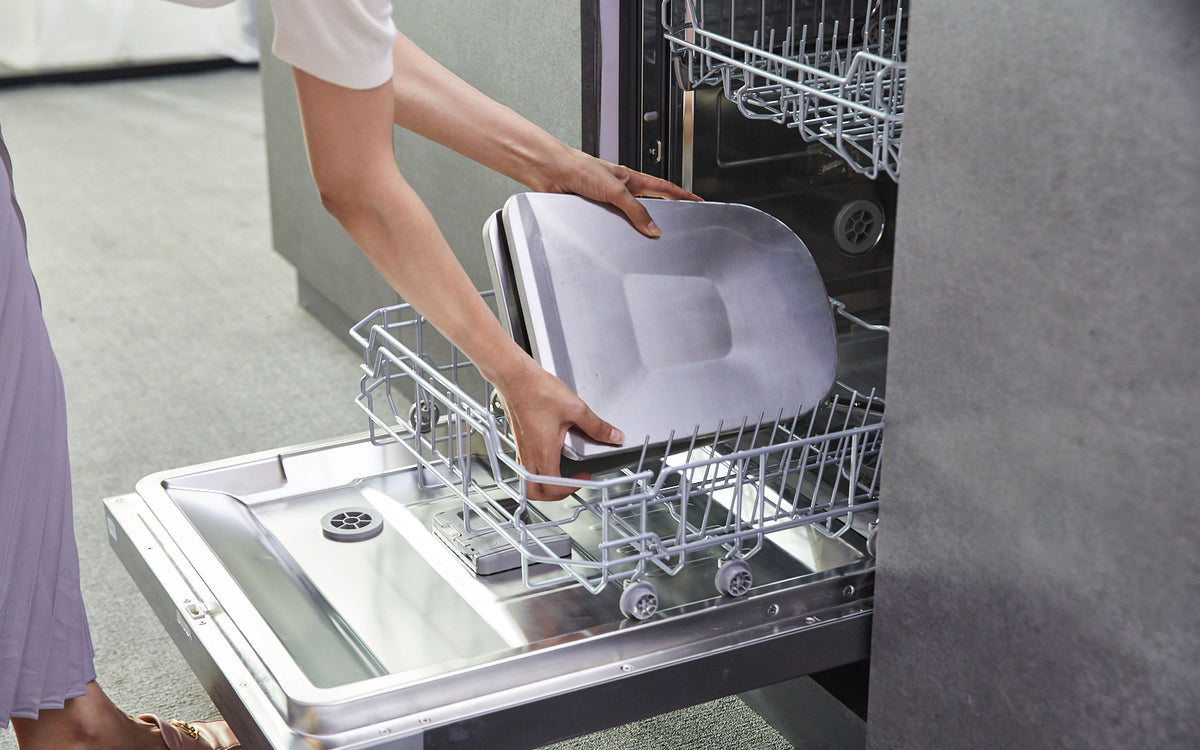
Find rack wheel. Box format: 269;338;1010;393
619;581;658;620
833;200;885;256
408;399;439;434
715;559;753;597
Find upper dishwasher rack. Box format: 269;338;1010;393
663;0;907;181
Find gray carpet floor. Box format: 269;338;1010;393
0;67;791;750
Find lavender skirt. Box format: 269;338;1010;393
0;126;95;726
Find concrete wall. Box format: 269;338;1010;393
259;0;582;341
867;1;1200;748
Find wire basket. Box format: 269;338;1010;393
351;294;885;619
663;0;907;181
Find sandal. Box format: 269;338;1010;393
139;714;241;750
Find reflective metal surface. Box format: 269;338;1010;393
482;211;530;353
105;434;873;749
501;193;839;460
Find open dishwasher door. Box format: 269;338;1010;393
104;436;873;750
104;300;882;750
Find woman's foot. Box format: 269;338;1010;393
10;680;238;750
138;715;240;750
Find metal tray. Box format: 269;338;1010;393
500;193;838;460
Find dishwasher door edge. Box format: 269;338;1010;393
106;493;312;750
419;606;871;750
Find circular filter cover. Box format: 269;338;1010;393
321;507;383;542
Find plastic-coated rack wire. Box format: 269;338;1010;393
663;0;906;181
351;294;885;619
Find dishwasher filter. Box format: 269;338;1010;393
321;507;383;542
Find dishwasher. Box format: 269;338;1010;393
104;1;904;747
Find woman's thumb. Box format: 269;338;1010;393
576;408;624;446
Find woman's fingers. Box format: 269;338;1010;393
607;187;663;238
573;404;624;447
621;168;702;202
523;406;622;502
546;152;700;238
524;438;579;501
498;367;628;501
598;163;701;238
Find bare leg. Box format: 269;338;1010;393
10;681;164;750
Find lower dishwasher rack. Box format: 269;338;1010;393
351;297;884;621
102;295;883;750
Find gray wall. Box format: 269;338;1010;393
867;1;1200;748
259;0;582;340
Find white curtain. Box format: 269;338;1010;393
0;0;258;72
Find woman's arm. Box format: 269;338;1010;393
289;31;697;500
384;33;699;233
290;66;622;501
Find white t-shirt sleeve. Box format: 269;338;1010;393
163;0;397;90
267;0;397;90
168;0;240;6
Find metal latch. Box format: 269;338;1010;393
176;599;209;641
181;598;208;619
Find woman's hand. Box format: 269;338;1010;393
494;150;695;497
305;36;698;496
387;33;701;238
492;358;624;502
533;145;702;238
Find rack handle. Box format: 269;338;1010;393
830;298;890;333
